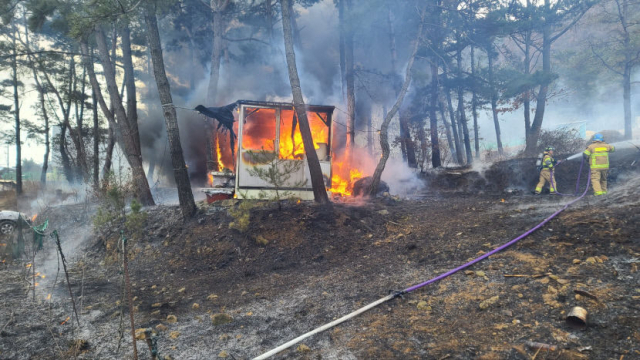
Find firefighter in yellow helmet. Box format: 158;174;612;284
534;146;560;195
583;133;615;195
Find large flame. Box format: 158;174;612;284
279;110;327;160
329;151;364;197
208;105;366;197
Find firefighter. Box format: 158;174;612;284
583;133;615;195
534;146;559;195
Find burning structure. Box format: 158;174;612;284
204;100;336;201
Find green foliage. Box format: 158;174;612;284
92;172;146;239
228;201;254;233
245;149;307;210
125;198;148;240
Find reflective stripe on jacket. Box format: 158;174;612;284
583;141;615;169
541;153;555;170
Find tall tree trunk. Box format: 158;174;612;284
487;44;503;155
94;26;155;206
281;0;330;204
70;63;88;183
60;57;76;184
439;99;456;160
11;25;22;195
103;126;115;179
122;24;141;155
81;42;115;184
344;0;356;153
92;89;99;188
287;0;302;49
430;59;442;168
207;0;228;172
470;46;480;158
207;0;228;104
400;114;417;168
525;0;551;155
368;6;424;194
145;3;197;219
456;44;473;164
523;0;532;139
445;74;463;164
523;31;532;139
24;20;48;188
36;75;49;188
416;118;428;170
388;6;416;167
338;0;346;99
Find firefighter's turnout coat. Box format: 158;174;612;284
583;141;615;195
535;152;557;194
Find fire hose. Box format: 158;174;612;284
253;159;592;360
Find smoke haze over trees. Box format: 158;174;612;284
0;0;639;199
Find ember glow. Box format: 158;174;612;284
31;214;38;222
46;294;52;301
60;316;70;325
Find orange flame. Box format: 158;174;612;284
0;243;6;247
329;153;364;197
216;138;224;172
47;294;52;300
26;263;32;268
60;316;70;325
31;214;38;222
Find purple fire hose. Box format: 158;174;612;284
403;164;591;294
254;161;593;359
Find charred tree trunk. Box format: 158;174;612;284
470;46;480;159
95;26;155;206
368;7;424;195
281;0;330;204
487;43;503;155
145;3;197;219
456;44;473;164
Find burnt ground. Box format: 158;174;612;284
1;171;640;360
